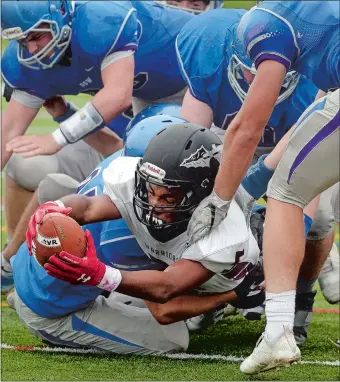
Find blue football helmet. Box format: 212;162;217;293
158;0;223;14
124;103;182;140
228;19;300;105
123;114;186;157
1;0;73;70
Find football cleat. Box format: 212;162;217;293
240;325;301;375
1;258;14;294
318;243;340;304
240;304;265;321
6;289;16;310
293;290;317;345
186;304;226;333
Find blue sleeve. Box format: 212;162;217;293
239;8;299;71
241;155;274;200
303;214;313;237
75;2;138;61
176;21;225;108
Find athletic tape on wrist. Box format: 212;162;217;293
59;102;105;144
97;266;122;292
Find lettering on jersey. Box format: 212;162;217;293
180;144;222;169
140;162;166;181
144;242;179;262
79;77;93;88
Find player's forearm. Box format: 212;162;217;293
83;127;123;157
118;270;181;303
214;118;262;201
145;291;237;325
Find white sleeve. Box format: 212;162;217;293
101;50;135;71
102;156;140;226
11;89;45;109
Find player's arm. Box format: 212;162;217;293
118;259;214;303
144;290;236;325
181;90;214;128
59;194;121;226
214;60;287;201
1;98;40;169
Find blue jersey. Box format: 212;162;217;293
176;9;318;147
239;1;340;92
12;150;162;319
2;1;191;102
106;107;133;138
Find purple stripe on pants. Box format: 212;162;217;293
288;111;340;184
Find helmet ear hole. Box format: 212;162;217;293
185;140;192;150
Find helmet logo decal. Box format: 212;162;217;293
2;27;25;40
180;144;222;169
141;162;166;180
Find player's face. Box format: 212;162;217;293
20;23;53;57
166;0;207;12
241;67;255;85
147;183;186;223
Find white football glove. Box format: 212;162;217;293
187;190;231;244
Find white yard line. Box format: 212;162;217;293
1;343;339;367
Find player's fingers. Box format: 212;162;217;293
11;143;39;154
45;263;75;282
21;148;45;158
47;255;80;275
6;136;34;149
58;251;82;265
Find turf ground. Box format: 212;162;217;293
1;1;339;380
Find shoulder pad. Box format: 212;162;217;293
239;7;298;70
1;42;25;89
73;1;138;59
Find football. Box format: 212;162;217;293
31;212;87;267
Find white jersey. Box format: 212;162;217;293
103;157;260;294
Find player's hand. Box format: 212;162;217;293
187;190;231;244
6;134;62;158
27;201;72;256
45;230;107;286
231;259;265;309
43;96;68;118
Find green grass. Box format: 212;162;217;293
1;1;339;380
1;295;339;381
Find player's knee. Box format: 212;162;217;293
37;174;80;205
6;153;59;191
307;195;335;240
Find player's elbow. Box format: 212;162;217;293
150;306;176;325
230;116;264;149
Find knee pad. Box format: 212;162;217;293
308;189;335;240
37;174;80;205
6;153;59;191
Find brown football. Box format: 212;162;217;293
31;212;87;266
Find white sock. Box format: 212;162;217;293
265;290;296;341
1;252;13;274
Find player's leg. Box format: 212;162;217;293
241;90;340;374
317;184;340;304
13;290;189;354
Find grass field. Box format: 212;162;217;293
1;1;340;380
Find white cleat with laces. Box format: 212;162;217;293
240;325;301;375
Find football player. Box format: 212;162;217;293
8;117;258;354
176;7;339;339
161;0;223;14
1;0;192;255
28;124;316;330
184;1;339;373
1;104;182;293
